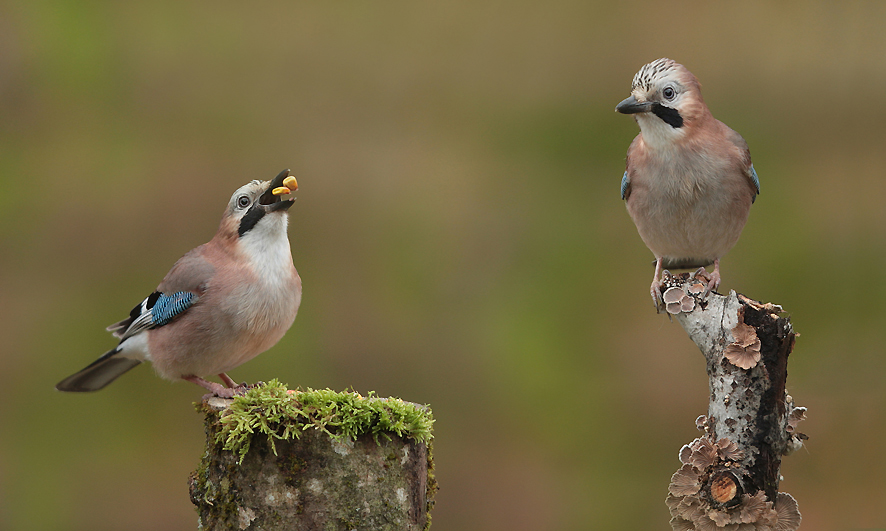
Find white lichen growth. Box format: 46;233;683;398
783;394;809;455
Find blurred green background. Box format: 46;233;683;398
1;1;884;530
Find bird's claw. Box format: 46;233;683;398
187;375;250;399
203;384;248;400
650;269;672;313
692;266;721;298
650;281;662;312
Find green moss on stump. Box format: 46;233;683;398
189;380;436;531
203;379;434;463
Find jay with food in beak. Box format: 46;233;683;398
56;169;302;397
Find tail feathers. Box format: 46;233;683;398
56;348;142;392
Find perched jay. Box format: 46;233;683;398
56;170;302;397
616;58;759;308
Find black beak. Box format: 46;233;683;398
615;95;653;114
258;169;295;212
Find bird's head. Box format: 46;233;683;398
219;169;298;241
616;58;708;147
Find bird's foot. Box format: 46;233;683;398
215;373;258;396
650;269;671;313
185;375;249;399
692;266;721;298
205;386;245;400
215;382;265;398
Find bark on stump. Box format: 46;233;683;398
189;392;435;531
659;273;806;531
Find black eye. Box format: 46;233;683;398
237;195;250;208
662;86;676;101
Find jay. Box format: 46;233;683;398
56;170;302;397
616;58;759;309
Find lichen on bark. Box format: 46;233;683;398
660;273;805;531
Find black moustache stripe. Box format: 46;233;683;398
238;206;265;237
651;103;684;128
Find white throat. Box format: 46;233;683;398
636;113;686;152
239;214;293;283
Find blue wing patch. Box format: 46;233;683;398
748;164;760;203
110;290;198;341
150;292;195;326
620;171;630;200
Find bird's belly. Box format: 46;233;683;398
147;320;290;380
628;189;750;265
146;283;300;380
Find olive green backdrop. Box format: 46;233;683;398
1;2;884;529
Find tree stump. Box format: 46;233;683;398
658;273;806;531
189;383;436;530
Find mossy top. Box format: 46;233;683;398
200;379;435;463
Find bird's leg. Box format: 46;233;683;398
650;257;665;312
218;372;251;395
693;259;721;298
218;373;238;388
706;259;722;296
183;375;245;398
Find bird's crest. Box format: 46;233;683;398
632;58;678;92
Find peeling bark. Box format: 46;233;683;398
662;273;805;530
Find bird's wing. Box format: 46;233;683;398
621;171;631;200
747;164;760;197
725;127;760;201
107;291;197;340
106;247;214;340
621;135;645;201
156;244;216;293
